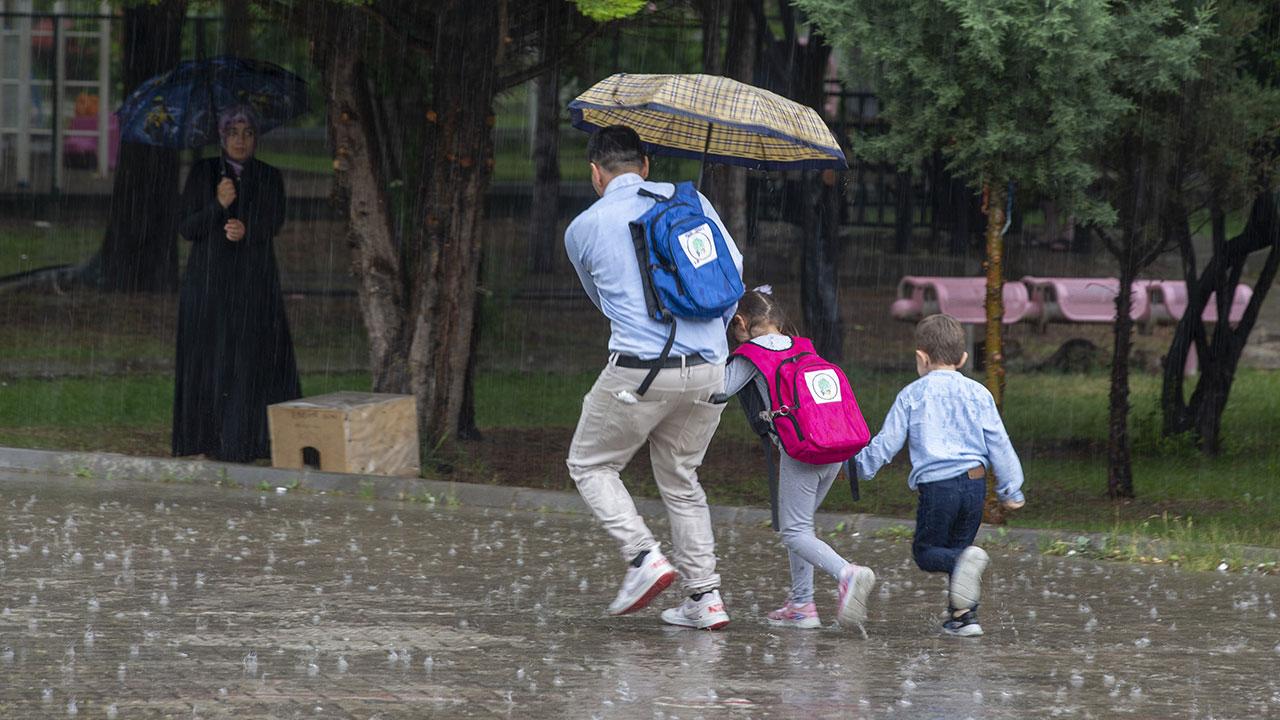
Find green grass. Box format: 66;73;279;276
2;367;1277;562
0;222;100;277
255;150;334;175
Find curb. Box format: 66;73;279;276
0;446;1275;567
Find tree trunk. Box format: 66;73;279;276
526;1;562;275
801;171;843;360
893;168;913;253
1162;188;1280;451
704;0;755;245
221;0;251;56
1107;267;1137;499
92;0;187;293
981;182;1007;411
318;20;409;394
406;3;501;451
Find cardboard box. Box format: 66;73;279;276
268;392;419;477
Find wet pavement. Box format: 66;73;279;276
1;471;1278;719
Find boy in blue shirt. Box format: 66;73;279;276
850;313;1026;636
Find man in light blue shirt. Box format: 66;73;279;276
564;125;743;631
852;313;1026;637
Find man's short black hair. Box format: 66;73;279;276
587;125;647;173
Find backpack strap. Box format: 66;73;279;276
629;220;663;322
631;185;677;397
636;320;677;397
636;187;671;202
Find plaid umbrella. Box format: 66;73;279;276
568;73;847;174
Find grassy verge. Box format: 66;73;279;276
2;368;1277;566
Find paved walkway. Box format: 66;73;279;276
1;470;1277;718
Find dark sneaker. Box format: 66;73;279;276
941;608;984;637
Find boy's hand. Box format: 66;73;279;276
1001;498;1025;511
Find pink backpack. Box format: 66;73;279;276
732;336;870;465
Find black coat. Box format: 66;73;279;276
172;156;301;462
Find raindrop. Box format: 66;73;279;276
424;656;434;672
337;656;348;673
106;704;118;719
42;688;53;703
66;697;78;716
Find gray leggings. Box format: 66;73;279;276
777;452;850;604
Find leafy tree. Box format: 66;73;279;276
303;0;630;456
793;0;1128;413
1084;2;1211;498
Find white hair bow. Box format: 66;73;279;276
752;284;773;295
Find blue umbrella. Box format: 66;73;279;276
116;55;307;149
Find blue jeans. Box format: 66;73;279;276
912;473;985;574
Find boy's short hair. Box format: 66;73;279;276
587;125;647;174
915;314;966;365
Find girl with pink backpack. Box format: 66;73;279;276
721;288;876;630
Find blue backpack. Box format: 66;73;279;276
628;181;744;394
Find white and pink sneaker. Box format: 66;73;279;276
836;564;876;626
660;589;730;630
607;548;677;616
766;601;821;629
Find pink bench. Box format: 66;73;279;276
63;114;119;170
1021;276;1151;330
890;276;1031;325
1145;280;1252;327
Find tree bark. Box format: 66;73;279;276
1107;266;1137;499
526;1;562;275
982;182;1007;411
407;3;501;451
318;19;410;394
92;0;188;293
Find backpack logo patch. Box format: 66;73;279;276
804;369;842;404
677;223;718;269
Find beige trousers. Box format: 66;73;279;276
567;359;726;593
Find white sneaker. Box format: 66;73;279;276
607;548;677;616
949;546;990;611
836;564;876;626
660;589;730;630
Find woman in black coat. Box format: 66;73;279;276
172;105;301;462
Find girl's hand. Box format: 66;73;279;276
217;178;237;209
224;219;246;242
1001;498;1025;511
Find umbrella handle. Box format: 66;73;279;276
220;155;238;220
696;122;713;191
